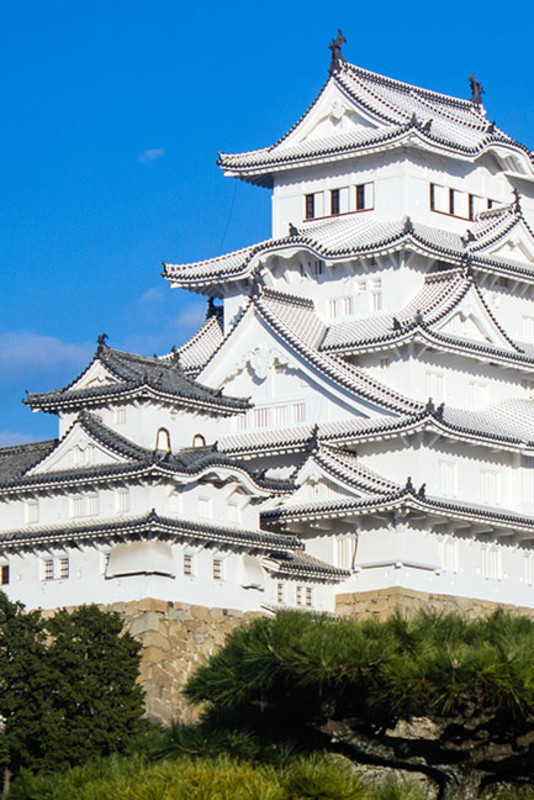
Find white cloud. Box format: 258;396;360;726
139;287;164;303
137;148;165;164
0;431;37;447
172;303;206;330
0;332;92;380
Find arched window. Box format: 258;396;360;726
192;433;206;448
155;427;171;452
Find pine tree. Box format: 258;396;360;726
185;609;534;800
0;594;145;785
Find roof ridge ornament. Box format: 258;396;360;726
96;333;108;353
288;222;299;237
328;29;346;75
468;73;485;107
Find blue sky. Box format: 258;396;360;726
1;0;533;445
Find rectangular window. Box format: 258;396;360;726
87;493;99;517
198;497;212;518
370;278;382;312
305;587;313;607
356;183;366;210
468;380;488;407
25;499;39;524
274;405;287;427
227;501;240;524
212;558;223;580
277;582;284;604
0;565;9;585
449;188;455;216
292;403;306;424
296;585;303;606
439;461;458;497
72;496;84;518
481;545;502;580
114;407;126;424
480;469;501;505
59;557;69;580
440;538;459;573
522;316;534;342
254;407;271;429
116;488;130;513
330;189;340;216
305;194;315;220
183;553;193;577
425;372;444;403
44;559;54;581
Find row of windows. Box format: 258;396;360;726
439;462;505;505
234;402;306;432
183;553;224;580
425;372;489;406
430;182;496;221
328;278;382;318
277;582;313;607
25;490;130;524
304;182;374;220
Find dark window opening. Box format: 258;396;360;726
1;565;9;585
449;188;455;216
430;183;436;211
356;184;365;211
468;194;475;221
305;194;315;219
487;198;493;209
330;189;340;216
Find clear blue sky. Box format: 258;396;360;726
1;0;533;445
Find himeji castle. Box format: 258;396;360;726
4;37;534;618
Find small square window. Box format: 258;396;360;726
213;558;223;580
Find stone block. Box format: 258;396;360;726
129;612;161;636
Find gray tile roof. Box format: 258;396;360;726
0;440;58;484
217;60;524;186
0;509;303;553
24;344;250;415
263;550;350;581
0;412;293;495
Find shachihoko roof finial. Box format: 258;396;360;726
513;187;522;214
328;29;346;75
96;332;108;349
468;73;485;106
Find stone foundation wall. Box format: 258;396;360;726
104;599;257;724
92;590;534;724
335;587;534;619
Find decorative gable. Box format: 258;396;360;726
435;287;516;350
69;360;120;392
28;421;130;475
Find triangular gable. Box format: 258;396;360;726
28;419;131;475
484;219;534;264
279;81;384;149
288;454;369;505
68;359;120;392
197;304;397;422
434;284;516;350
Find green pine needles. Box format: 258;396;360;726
184;609;534;800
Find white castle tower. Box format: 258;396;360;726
3;38;534;617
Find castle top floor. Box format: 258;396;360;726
217;49;534;239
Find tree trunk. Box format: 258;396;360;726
2;767;11;797
439;770;482;800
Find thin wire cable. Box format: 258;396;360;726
217;182;238;255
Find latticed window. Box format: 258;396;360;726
212;558;223;580
183;553;193;576
296;585;303;606
0;565;9;585
59;557;69;579
305;194;315;219
277;582;284;604
44;559;54;581
305;587;313;607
